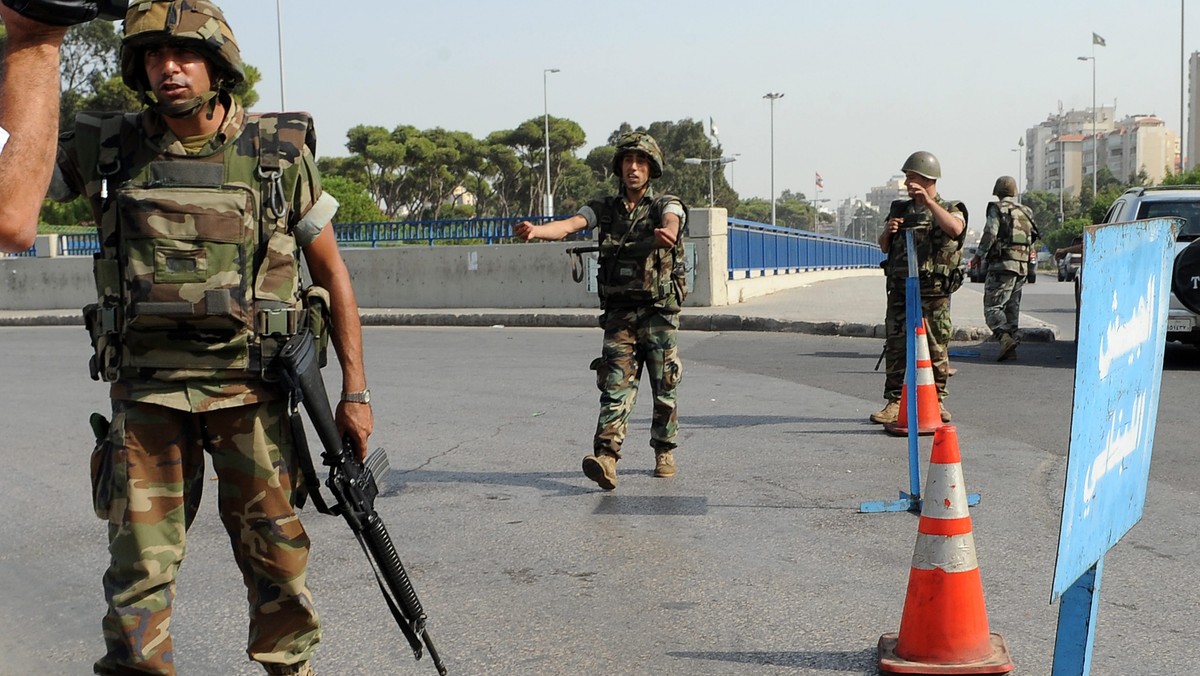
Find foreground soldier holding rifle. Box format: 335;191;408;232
278;329;446;676
0;1;442;673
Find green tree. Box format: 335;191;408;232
323;176;384;224
733;197;771;223
845;204;881;241
642;119;736;210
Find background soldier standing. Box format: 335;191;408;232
871;151;967;425
0;2;371;674
973;175;1038;361
515;131;687;490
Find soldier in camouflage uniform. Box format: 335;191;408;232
515;131;687;490
871;151;968;425
972;176;1037;361
1;3;372;674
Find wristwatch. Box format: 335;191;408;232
341;389;371;404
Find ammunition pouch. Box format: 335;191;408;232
88;411;114;521
302;285;332;368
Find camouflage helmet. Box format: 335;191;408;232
611;131;664;179
900;151;941;180
992;175;1018;198
119;0;245;93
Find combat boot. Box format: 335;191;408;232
582;452;618;490
870;400;900;424
653;450;676;478
997;333;1018;362
939;402;952;423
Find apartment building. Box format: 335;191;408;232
1027;107;1179;198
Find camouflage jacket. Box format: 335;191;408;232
882;197;968;295
978;198;1037;274
581;188;688;312
53;97;338;412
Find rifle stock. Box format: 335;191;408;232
277;330;447;675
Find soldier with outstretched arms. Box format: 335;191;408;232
515;131;688;490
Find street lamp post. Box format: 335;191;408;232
1077;55;1097;195
684;156;738;206
1058;136;1065;224
763;92;785;226
1012;137;1024;203
543;68;560;217
275;0;286;110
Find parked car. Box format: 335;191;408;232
1057;237;1081;282
1083;185;1200;345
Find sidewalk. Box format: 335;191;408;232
0;270;1058;342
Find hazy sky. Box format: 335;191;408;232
222;0;1198;233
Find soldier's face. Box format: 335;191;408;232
904;171;935;196
143;44;214;104
621;152;652;191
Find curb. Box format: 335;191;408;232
0;311;1059;343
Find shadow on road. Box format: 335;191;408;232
666;648;876;672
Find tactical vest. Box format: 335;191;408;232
594;193;688;310
988;200;1036;265
883;198;968;295
78;109;316;383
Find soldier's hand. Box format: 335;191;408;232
513;220;537;241
654;226;678;248
907;182;931;207
336;401;374;462
885;217;902;235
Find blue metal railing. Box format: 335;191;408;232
19;217;885;281
4;245;37;258
61;233;100;256
727;218;883;279
334;216;570;246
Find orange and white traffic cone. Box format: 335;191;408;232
878;425;1013;674
885;319;942;437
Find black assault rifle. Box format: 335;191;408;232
277;329;447;675
565;241;657;283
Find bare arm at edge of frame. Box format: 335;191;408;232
0;9;69;252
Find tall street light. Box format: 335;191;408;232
763;92;785;226
543;68;560;217
684;156;738;206
275;0;286;110
1077;55;1097;195
1012;137;1024;203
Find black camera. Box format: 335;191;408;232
900;211;932;229
2;0;128;26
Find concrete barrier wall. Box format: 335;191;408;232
0;208;878;311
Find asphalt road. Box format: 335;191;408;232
1;281;1197;675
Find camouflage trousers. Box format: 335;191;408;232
982;269;1025;338
91;399;319;675
591;307;682;458
883;281;952;403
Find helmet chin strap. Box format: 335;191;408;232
153;89;219;119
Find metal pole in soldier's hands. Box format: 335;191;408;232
903;228;921;502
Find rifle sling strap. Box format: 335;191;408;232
286;399;332;515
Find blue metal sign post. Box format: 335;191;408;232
1051;218;1177;675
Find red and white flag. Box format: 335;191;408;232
815;172;824;189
